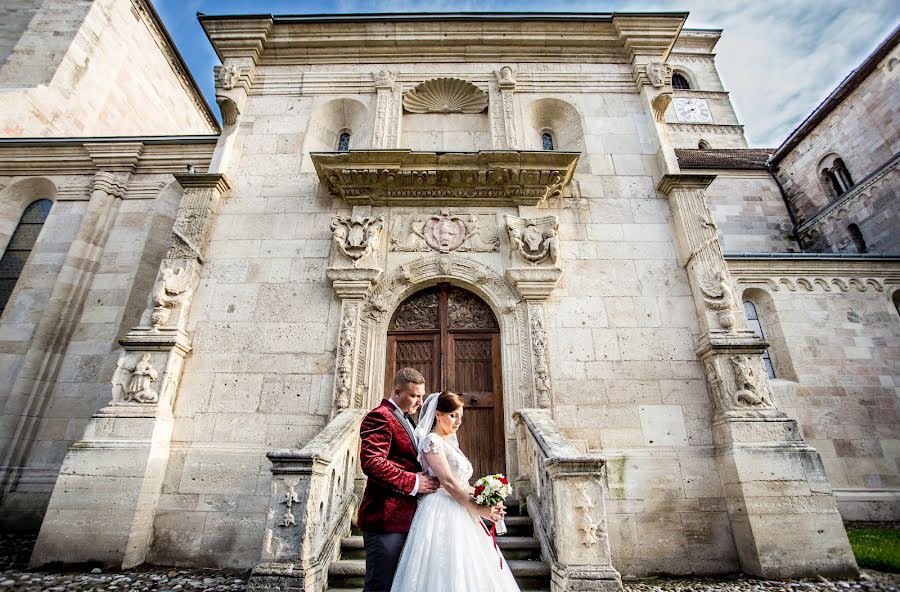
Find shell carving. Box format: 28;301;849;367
403;78;488;114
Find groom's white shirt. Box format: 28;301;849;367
387;397;419;496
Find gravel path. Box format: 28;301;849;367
2;533;897;591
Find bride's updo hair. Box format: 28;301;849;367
431;391;464;429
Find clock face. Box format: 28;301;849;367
673;98;713;123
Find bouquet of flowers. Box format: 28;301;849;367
473;473;512;535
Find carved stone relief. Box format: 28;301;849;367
529;305;552;408
699;270;736;331
218;64;240;90
331;215;384;266
279;482;300;527
506;215;560;266
403;78;488;113
645;60;672;88
730;355;774;408
122;353;159;404
150;263;196;329
390;211;499;253
335;305;358;409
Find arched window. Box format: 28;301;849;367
541;131;555;151
833;158;854;190
698;139;710;149
337;130;351;152
743;300;776;378
672;72;691;89
848;224;867;253
819;155;855;198
0;199;52;315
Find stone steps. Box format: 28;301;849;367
331;510;550;590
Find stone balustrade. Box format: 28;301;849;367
249;409;365;592
515;409;623;592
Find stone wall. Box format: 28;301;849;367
0;0;43;67
0;0;216;137
730;259;900;522
771;36;899;253
704;172;799;254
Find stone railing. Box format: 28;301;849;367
249;409;365;592
514;409;622;592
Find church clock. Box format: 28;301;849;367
673;97;713;123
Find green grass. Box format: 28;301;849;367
847;526;900;573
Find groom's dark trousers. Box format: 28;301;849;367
361;531;407;591
357;400;422;592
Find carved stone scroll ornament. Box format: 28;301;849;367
506;215;560;266
331;215;384;266
390;211;499;253
699;270;736;331
124;353;159;404
403;78;488;114
150;264;196;329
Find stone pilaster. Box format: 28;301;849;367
490;66;519;149
1;157;134;506
659;174;857;579
30;173;231;570
372;70;400;149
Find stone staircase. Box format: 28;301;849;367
327;506;551;591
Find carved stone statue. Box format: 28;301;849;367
506;215;560;265
700;270;736;330
331;215;384;265
497;66;516;87
150;265;195;328
125;353;159;404
730;355;773;407
645;60;672;88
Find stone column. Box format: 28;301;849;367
0;146;135;504
371;70;400;149
30;173;231;569
659;174;857;579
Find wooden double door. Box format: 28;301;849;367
386;283;504;480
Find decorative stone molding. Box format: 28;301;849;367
389;210;499;253
334;306;358;410
402;77;488;113
726;256;899;293
326;267;383;300
506;215;560;266
505;267;564;301
528;305;553;409
668;53;716;63
312;150;580;207
667;123;744;135
91;171;130;198
330;215;384;266
85;142;144;173
491;67;519;149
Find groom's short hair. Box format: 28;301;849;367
393;367;426;390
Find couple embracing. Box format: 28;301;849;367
357;367;520;592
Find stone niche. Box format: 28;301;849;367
400;77;492;151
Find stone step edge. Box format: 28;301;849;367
329;558;550;577
340;535;540;549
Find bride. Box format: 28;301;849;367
390;391;521;592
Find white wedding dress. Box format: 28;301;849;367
390;432;521;592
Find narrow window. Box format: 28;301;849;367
848;224;867;253
337;131;351;152
824;169;843;196
672;72;690;89
834;158;854;191
698;139;710;149
743;300;776;378
541;131;555;151
0;199;52;315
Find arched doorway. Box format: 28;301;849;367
385;283;505;478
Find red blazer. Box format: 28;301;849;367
357;399;421;533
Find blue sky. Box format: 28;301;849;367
151;0;898;148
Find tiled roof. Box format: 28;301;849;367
675;148;774;170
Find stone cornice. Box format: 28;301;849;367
84;142;144;173
172;172;231;194
726;256;900;292
200;13;685;65
0;137;218;176
667;123;744;135
657;174;716;195
312;150;580;207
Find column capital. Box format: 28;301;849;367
173;172;231;194
327;267;383;300
657;174;716;195
91;171;130;198
505;267;563;301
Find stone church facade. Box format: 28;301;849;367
1;3;898;590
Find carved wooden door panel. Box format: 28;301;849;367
386;283;504;480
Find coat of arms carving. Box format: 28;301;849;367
331;215;385;266
506;215;560;265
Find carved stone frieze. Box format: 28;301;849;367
390;210;499;253
312;150;579;207
403;78;488;113
331;215;385;266
506;215;560;266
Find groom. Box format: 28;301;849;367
357;367;440;592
